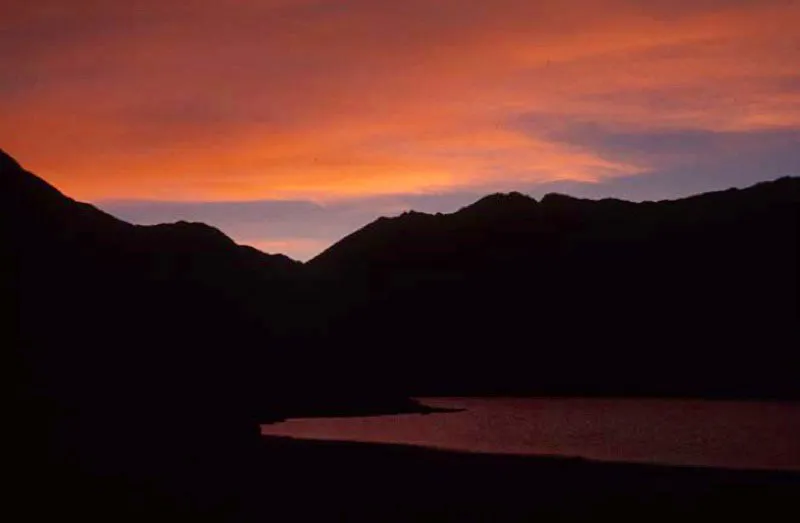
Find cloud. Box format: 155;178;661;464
2;0;798;206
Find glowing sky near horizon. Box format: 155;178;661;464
2;0;799;259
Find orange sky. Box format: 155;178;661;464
2;0;799;258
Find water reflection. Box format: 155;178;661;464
262;398;800;471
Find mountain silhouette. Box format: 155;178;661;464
4;147;798;518
1;149;418;517
308;176;799;398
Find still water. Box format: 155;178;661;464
261;397;800;471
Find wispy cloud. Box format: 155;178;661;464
3;0;798;201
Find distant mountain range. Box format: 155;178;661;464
3;147;798;512
306;175;798;398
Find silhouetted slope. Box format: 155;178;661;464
1;148;416;517
311;180;797;275
2;148;304;515
309;177;799;398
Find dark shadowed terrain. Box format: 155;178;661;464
2;147;797;520
307;179;798;398
1;148;420;519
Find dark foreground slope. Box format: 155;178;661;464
308;180;799;398
0;149;417;518
0;148;301;514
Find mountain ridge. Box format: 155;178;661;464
4;146;799;402
307;176;798;280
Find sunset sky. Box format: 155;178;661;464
3;1;799;259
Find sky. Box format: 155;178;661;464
2;0;799;260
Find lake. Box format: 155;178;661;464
261;397;800;471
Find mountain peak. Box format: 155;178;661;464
540;192;583;206
474;191;536;205
458;191;538;215
142;220;238;249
